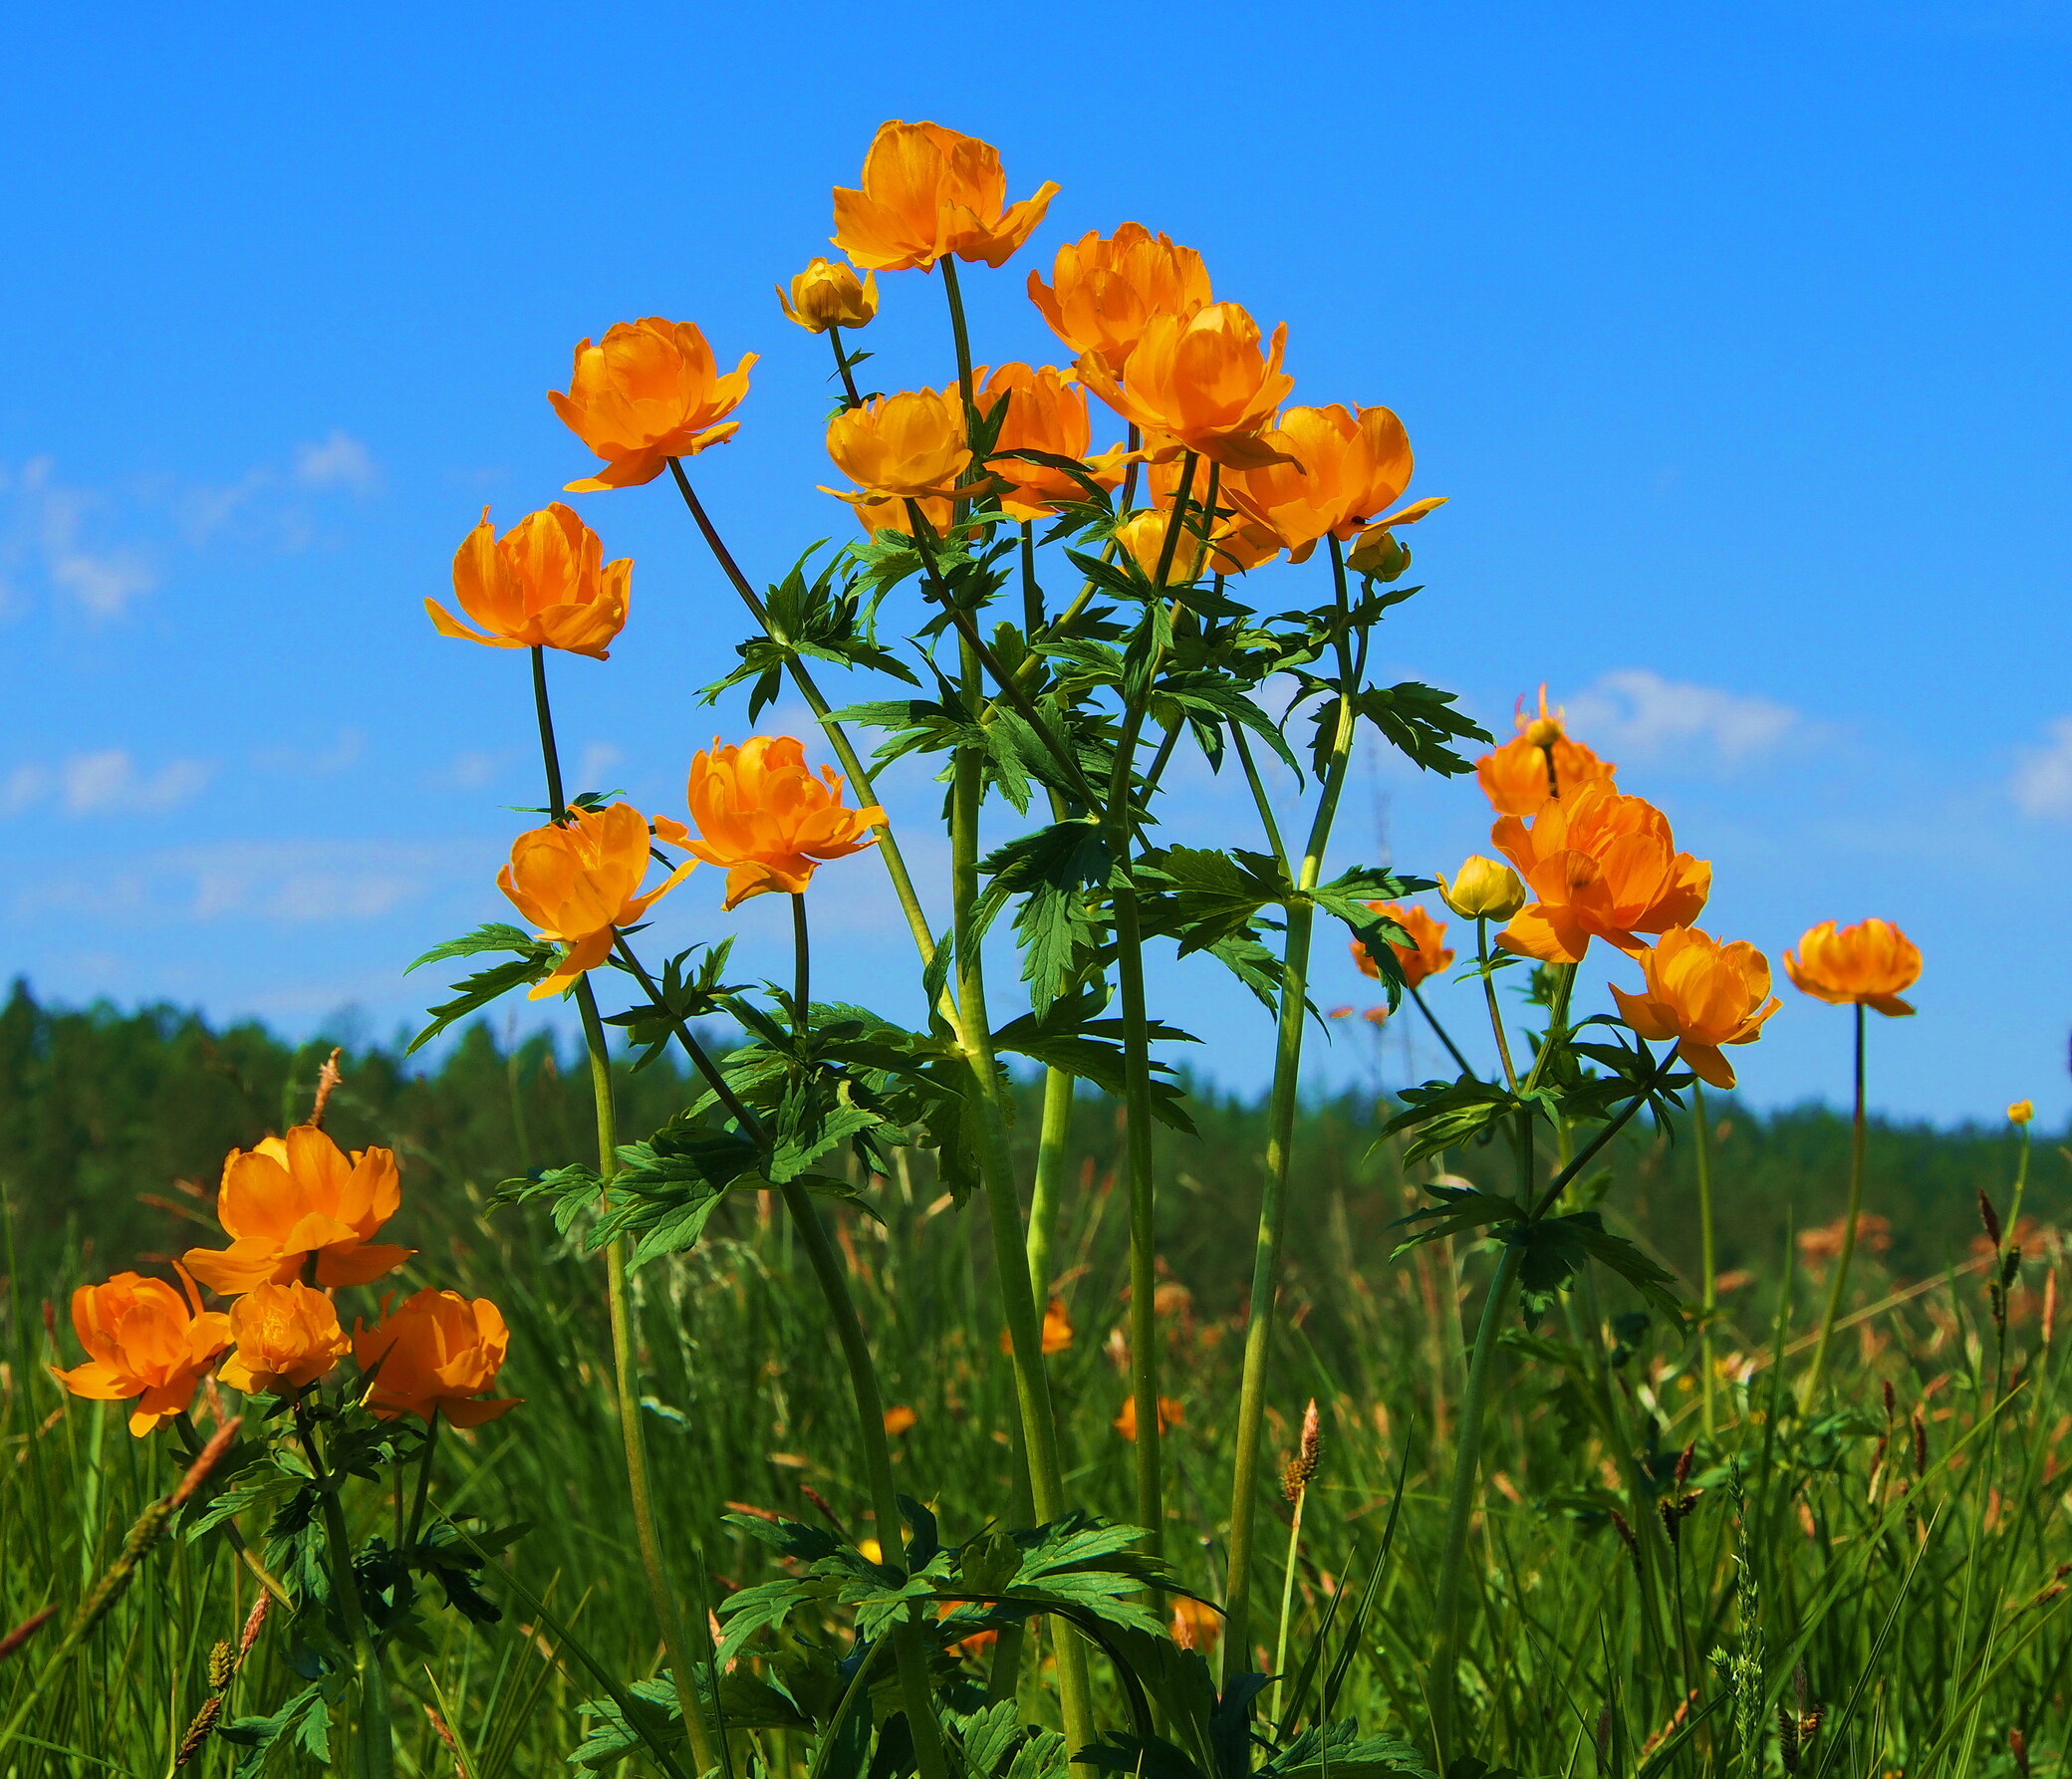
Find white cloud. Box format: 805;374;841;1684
293;430;379;493
1561;668;1800;767
431;750;502;791
252;727;367;776
2;764;48;814
2012;718;2072;818
576;742;624;790
59;749;212;815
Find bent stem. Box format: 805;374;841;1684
1800;1003;1867;1412
1221;536;1364;1687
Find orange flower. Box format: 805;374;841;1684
882;1404;918;1435
1027;223;1212;377
672;736;886;910
550;319;756;492
498;803;694;999
1222;404;1419;562
1114;1395;1184;1441
218;1280;349;1397
182;1126;412;1297
1782;919;1922;1016
1476;688;1618;819
1169;1594;1221;1652
1353;902;1454;989
1131;456;1278;576
778;257;879;333
824;385;970;506
52;1270;231;1436
1077;303;1297;470
1002;1297;1075;1357
849;491;961;541
1493;779;1710;963
978;363;1126;521
1610;926;1780;1089
354;1288;520;1427
425;504;630;660
832;120;1058;273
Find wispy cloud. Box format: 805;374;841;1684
2012;718;2072;818
13;838;472;927
251;727;367;777
0;432;381;622
1561;668;1802;767
293;430;380;494
2;749;213;817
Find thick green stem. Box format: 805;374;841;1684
940;257;978;418
1427;1241;1526;1771
1220;539;1363;1688
666;460;940;968
946;744;1098;1760
1695;1080;1718;1436
1801;1003;1867;1411
1027;1069;1074;1306
578;980;720;1777
530;646;567;818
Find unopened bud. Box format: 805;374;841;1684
777;257;878;334
1347;523;1412;581
2009;1100;2035;1127
1438;855;1527;921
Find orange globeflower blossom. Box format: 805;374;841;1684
1169;1594;1222;1653
824;386;970;507
1783;918;1923;1016
1610;926;1781;1090
1492;779;1709;963
53;1271;230;1436
999;1296;1075;1357
218;1280;349;1397
182;1126;412;1296
425;504;629;660
354;1289;520;1426
550;319;756;492
1353;902;1454;990
977;364;1127;521
850;491;960;542
832;120;1059;273
882;1404;918;1436
1476;686;1617;819
778;257;879;333
1027;223;1212;377
1114;1395;1184;1441
1222;404;1426;562
1077;303;1297;471
498;803;694;1000
1132;455;1279;576
669;736;886;910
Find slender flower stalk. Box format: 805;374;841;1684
1694;1080;1719;1435
1801;1003;1869;1410
297;1403;396;1779
1221;536;1365;1684
529;649;720;1777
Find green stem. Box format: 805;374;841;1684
792;893;810;1026
1408;985;1477;1080
530;646;567;819
1269;1481;1309;1726
946;742;1100;1762
1475;919;1519;1091
1221;537;1364;1688
403;1410;438;1554
297;1405;394;1779
1695;1080;1718;1436
1801;1003;1867;1411
578;979;721;1778
940;256;977;418
827;325;864;408
665;459;941;969
1427;1241;1525;1772
1027;1070;1074;1306
1230;724;1290;875
616;931;950;1779
1112;880;1166;1558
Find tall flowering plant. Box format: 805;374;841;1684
387;115;1882;1779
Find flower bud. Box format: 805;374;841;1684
1347;522;1411;580
778;257;879;334
1438;856;1528;921
2009;1099;2035;1126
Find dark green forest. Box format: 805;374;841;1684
2;978;2055;1314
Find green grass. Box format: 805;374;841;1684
2;988;2069;1775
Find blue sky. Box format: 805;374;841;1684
3;2;2068;1125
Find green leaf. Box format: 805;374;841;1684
992;993;1199;1135
972;821;1112;1010
1342;682;1492;778
491;1162;608;1240
1137;847;1292;956
405;922;542;971
405;926;559;1055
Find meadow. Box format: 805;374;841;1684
5;116;2068;1779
